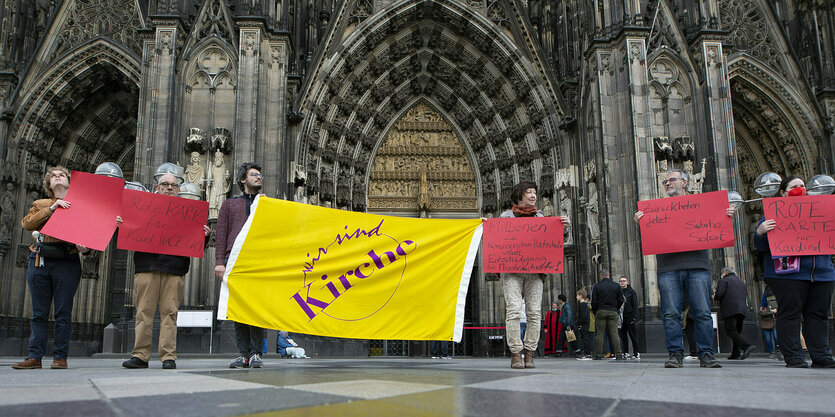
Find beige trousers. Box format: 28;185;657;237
132;272;185;362
502;273;543;353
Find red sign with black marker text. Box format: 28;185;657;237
762;195;835;256
637;190;734;255
116;189;209;257
482;217;564;273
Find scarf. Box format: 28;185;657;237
511;204;538;216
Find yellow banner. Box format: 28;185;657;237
218;197;483;342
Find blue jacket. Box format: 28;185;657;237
753;218;835;281
277;333;294;356
560;303;575;327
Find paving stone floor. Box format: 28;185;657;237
1;355;834;416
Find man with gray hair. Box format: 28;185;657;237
634;169;735;368
714;266;756;360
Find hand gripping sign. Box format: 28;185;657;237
637;190;734;255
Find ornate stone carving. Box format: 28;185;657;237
184;151;206;194
720;0;786;75
184;127;208;154
558;189;573;246
582;181;600;244
0;183;14;242
367;103;477;213
52;0;143;60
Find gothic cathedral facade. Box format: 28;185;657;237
0;0;832;355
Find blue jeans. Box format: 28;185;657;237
658;269;714;356
762;328;777;353
27;253;81;360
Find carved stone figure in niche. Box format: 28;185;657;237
656;159;669;197
293;163;307;203
673;136;694;160
583;181;600;243
541;196;554;217
654;136;672;160
0;183;14;242
558;189;574;245
184;127;208;154
687;158;707;194
4;139;19;180
207;150;230;218
184;151;205;192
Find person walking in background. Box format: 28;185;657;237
753;176;835;368
575;289;593;360
592;269;624;360
556;294;576;356
543;301;562;357
714;266;756;360
759;285;782;360
618;275;641;359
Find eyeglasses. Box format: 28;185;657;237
158;182;180;189
248;172;263;178
662;177;683;185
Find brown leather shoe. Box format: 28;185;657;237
510;352;524;369
524;349;536;368
12;358;42;369
51;358;67;369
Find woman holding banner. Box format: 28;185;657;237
754;176;835;368
12;167;92;370
500;181;570;369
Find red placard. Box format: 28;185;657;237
762;195;835;256
40;171;123;251
117;189;209;257
637;190;734;255
482;217;564;273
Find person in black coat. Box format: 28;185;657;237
618;275;641;358
714;266;755;360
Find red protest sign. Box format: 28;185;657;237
40;171;123;251
637;190;734;255
117;189;209;257
762;195;835;256
482;217;564;273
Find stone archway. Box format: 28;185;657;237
367;102;477;217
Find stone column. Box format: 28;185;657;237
261;39;290;199
234;23;263;168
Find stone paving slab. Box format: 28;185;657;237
1;356;833;416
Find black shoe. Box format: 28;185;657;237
810;357;835;368
162;360;176;369
665;353;683;368
740;345;756;360
699;353;722;368
122;357;149;369
786;359;810;368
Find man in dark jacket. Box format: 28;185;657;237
215;162;267;369
123;172;211;370
556;294;577;355
618;275;641;359
714;266;755;360
591;269;624;359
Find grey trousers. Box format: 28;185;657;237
502;273;543;353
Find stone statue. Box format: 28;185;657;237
418;166;430;212
184;151;205;192
558;189;573;245
0;183;14;241
541;196;555;217
207;150;230;218
688;158;707;194
656;159;669;197
293;163;306;203
584;181;600;243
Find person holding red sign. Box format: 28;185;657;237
499;181;570;369
753;176;835;368
13;167;95;370
634;169;734;369
122;170;211;370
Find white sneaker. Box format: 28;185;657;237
633;353;641;360
684;355;699;360
577;356;592;361
249;353;263;368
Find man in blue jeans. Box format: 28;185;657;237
634;169;735;368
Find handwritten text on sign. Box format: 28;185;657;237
637;190;734;255
762;195;835;256
116;189;209;258
482;217;564;273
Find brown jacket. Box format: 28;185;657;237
21;197;79;254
